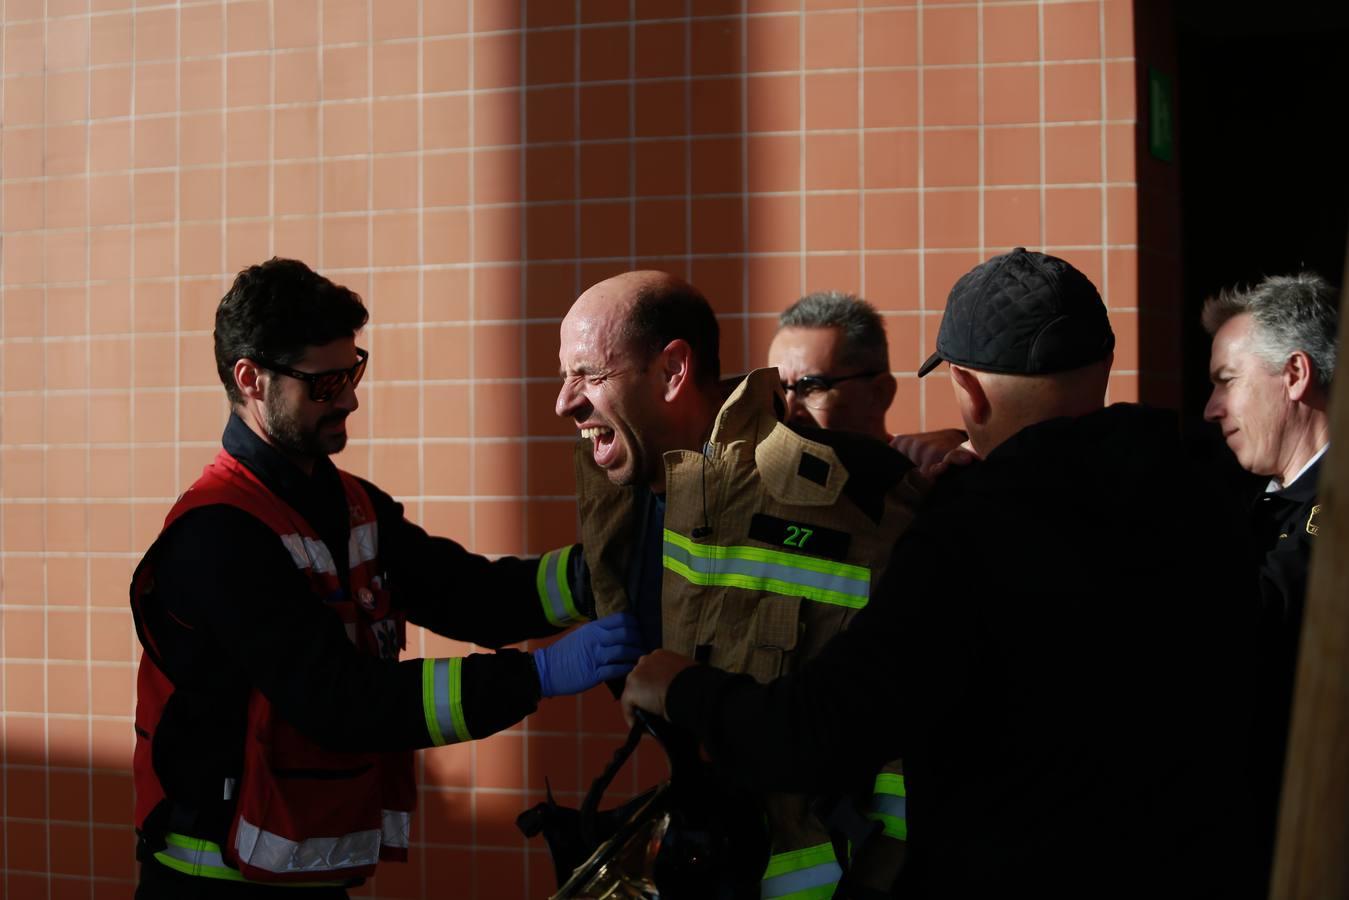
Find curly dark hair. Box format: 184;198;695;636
214;258;369;405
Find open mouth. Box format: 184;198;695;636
581;425;619;467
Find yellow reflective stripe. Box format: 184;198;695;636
874;772;906;797
536;545;584;626
663;529;870;609
762;841;839;879
422;657;471;746
422;658;445;745
155;833;246;882
868;811;907;841
154;834;343;887
448;658;470;743
665;529;869;580
761;842;842;899
868;772;908;840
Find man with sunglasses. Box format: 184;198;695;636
130;258;642;897
770;292;898;442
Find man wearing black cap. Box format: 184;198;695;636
622;249;1260;898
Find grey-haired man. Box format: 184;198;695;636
1202;271;1339;886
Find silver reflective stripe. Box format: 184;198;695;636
663;538;869;605
348;522;378;567
423;657;470;745
760;859;843;899
537;545;582;626
302;537;337;575
278;533;338;575
871;794;906;820
280;533;309;569
382;809;411;849
234;816;380;875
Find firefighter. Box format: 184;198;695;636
131;258;643;898
554;270;927;897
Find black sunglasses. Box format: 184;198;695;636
255;347;369;403
781;370;884;397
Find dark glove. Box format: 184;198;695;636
533;612;643;698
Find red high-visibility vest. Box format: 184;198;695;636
132;449;415;884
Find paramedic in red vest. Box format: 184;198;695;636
131;258;642;898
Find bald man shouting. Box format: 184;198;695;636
552;271;926;899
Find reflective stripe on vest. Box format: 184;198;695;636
234;816;378;877
760;841;842;900
663;529;871;609
279;533;338;576
422;657;471;746
154;833;344;886
348;521;378;567
381;808;411;850
537;544;584;627
868;772;907;840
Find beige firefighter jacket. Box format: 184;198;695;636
573;367;928;891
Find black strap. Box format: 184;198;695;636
579;719;645;849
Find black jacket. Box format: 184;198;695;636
666;404;1262;898
1248;452;1323;877
133;415;588;839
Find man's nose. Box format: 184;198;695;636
782;392;813;424
555;380;578;419
1202;390;1221;422
335;377;360;413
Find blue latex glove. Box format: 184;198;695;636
533;612;644;698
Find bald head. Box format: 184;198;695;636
557;271;722;491
949;355;1113;457
568;270;721;387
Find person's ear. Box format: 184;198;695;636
1284;350;1316;403
949;364;990;426
660;339;694;401
234;358;268;403
874;371;898;415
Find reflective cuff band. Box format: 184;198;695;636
155;833;247;882
760;842;842;900
234;817;378;877
868;772;908;840
664;529;871;609
536;544;585;627
422;657;471;746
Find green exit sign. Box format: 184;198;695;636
1149;67;1174;162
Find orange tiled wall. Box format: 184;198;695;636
0;1;1139;897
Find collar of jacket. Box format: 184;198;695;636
221;413;348;542
1275;453;1323;504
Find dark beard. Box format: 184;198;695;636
264;392;347;458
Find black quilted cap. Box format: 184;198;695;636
917;248;1115;377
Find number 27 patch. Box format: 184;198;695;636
748;513;851;560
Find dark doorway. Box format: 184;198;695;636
1176;1;1349;416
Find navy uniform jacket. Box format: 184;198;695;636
1249;451;1324;881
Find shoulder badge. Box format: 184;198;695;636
1306;505;1321;537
